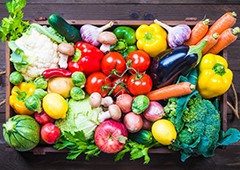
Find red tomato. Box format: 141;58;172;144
127;73;153;96
111;75;129;97
85;72;112;97
126;50;151;74
101;52;126;78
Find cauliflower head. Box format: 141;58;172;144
12;27;59;81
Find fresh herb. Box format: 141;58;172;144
115;139;160;164
54;130;101;160
0;0;29;41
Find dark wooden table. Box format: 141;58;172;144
1;1;240;169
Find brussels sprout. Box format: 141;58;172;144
33;89;47;100
70;87;85;100
71;72;86;87
24;95;42;113
9;71;23;85
132;95;150;114
33;77;48;89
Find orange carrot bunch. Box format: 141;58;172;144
199;33;219;55
208;27;240;54
190;11;238;55
206;11;237;36
185;18;209;46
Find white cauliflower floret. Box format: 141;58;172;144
14;28;59;81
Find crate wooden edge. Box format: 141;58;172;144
5;20;228;155
33;19;213;26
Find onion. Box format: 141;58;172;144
143;101;165;122
123;112;143;133
116;94;133;113
142;117;153;130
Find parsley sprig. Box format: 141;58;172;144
0;0;29;41
115;140;160;164
54;131;101;160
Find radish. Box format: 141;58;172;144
41;123;60;144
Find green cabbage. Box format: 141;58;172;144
55;96;102;139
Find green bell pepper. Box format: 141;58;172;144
110;26;137;57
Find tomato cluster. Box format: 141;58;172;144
85;50;152;97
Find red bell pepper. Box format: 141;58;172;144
68;42;104;76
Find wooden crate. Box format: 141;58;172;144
5;20;228;155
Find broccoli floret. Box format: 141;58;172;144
185;121;205;139
166;94;221;161
164;98;177;116
182;97;206;123
178;128;194;145
164;98;178;124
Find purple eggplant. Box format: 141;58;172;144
148;40;207;88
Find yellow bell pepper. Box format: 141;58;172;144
9;82;36;115
197;53;233;99
136;23;167;57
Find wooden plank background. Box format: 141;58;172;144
0;0;240;169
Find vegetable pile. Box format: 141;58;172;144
1;0;240;164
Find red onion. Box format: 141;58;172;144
143;101;165;122
123;112;143;133
116;94;133;113
142;117;153;130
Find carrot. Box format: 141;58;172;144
146;82;195;101
199;33;219;55
207;27;240;54
206;11;237;36
185;19;209;46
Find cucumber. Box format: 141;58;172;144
129;129;153;145
3;115;40;151
48;14;81;43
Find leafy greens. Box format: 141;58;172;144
0;0;29;41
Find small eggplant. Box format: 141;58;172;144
148;40;207;88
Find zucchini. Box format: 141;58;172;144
48;14;81;43
129;129;153;145
3;115;40;151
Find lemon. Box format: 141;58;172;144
151;119;177;145
43;93;68;119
